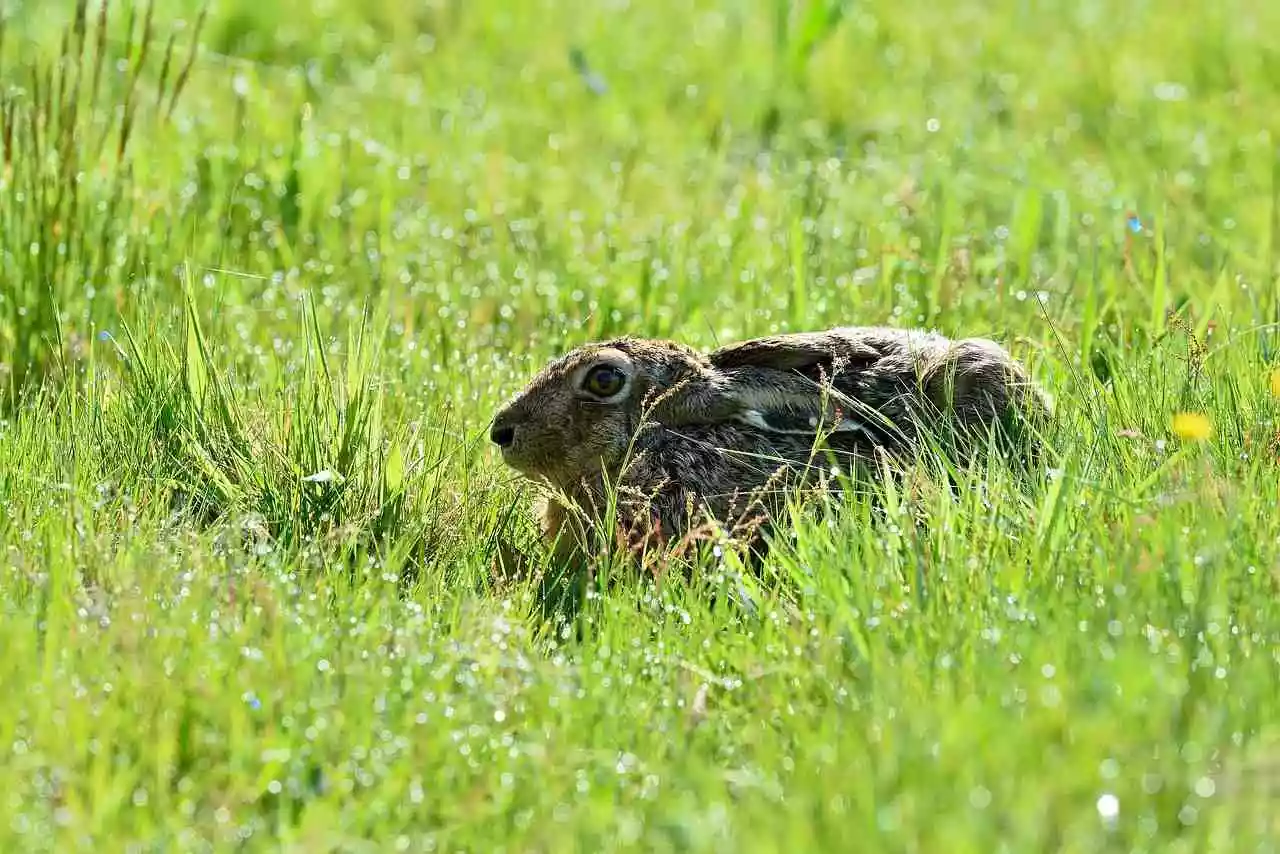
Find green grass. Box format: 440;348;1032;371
2;0;1280;849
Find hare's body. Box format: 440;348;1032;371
491;326;1049;571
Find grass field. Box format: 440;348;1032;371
3;0;1280;850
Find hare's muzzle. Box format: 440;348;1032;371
490;423;516;448
490;408;540;476
489;407;523;456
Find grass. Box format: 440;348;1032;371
2;0;1280;849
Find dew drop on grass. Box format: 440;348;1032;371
969;786;992;809
1096;792;1119;823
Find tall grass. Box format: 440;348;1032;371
97;273;500;583
1;0;1280;849
0;0;202;409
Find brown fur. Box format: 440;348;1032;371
490;327;1051;576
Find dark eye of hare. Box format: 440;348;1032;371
582;364;626;398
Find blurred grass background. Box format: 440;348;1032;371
2;0;1280;850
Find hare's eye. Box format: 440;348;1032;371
582;364;626;398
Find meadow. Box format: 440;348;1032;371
2;0;1280;850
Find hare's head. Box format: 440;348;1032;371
489;338;710;488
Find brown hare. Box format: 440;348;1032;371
489;326;1050;577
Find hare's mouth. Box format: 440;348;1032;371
499;447;581;491
496;444;545;477
496;445;525;467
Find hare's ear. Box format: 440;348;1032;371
652;367;872;436
721;368;881;436
708;330;880;375
695;330;886;435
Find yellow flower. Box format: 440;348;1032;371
1271;368;1280;399
1171;412;1213;441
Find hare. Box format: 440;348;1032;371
489;326;1050;576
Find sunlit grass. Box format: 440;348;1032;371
2;0;1280;850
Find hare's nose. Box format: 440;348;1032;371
490;424;516;448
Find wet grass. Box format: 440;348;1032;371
2;0;1280;850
